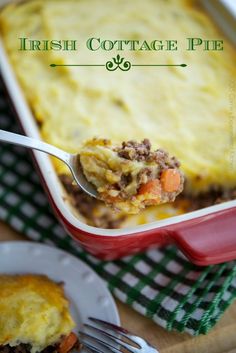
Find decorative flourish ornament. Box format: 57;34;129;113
50;56;186;70
105;55;131;71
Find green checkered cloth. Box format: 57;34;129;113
0;80;236;336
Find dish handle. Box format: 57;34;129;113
172;207;236;266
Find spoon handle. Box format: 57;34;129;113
0;129;71;165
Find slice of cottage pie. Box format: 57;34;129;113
79;138;184;214
0;274;80;353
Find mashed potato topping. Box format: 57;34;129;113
0;274;75;353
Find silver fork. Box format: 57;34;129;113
79;317;159;353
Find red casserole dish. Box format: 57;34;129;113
0;0;236;266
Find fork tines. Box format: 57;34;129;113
79;317;158;353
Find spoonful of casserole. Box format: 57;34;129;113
0;130;184;214
79;138;184;213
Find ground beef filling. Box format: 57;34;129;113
60;175;126;228
0;335;81;353
180;187;236;211
115;139;180;168
60;175;236;229
116;138;152;161
0;344;56;353
60;139;235;226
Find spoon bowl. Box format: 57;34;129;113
68;154;99;198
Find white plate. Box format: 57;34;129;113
0;241;120;350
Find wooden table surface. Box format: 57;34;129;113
1;220;236;353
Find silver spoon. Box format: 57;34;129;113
0;129;98;198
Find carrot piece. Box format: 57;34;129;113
58;332;78;353
160;169;181;192
138;179;162;198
